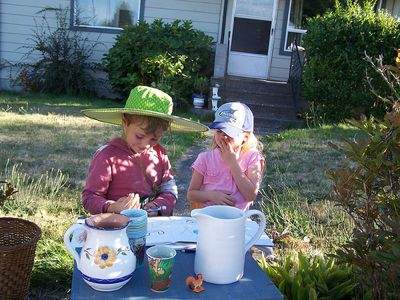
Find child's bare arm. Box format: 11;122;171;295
218;139;262;203
229;160;263;202
187;170;236;206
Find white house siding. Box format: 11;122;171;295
144;0;223;41
268;0;290;81
0;0;68;90
384;0;400;18
0;0;117;94
0;0;223;95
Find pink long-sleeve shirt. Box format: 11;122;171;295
82;138;177;215
192;148;264;210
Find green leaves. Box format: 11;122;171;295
103;19;214;100
328;56;400;297
259;252;355;300
302;1;400;121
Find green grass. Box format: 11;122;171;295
0;92;205;298
260;124;357;255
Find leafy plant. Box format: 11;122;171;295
13;7;102;96
103;19;214;99
327;52;400;298
0;180;18;204
193;76;209;97
259;252;355;299
302;0;400;121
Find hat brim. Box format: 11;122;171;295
81;108;208;132
208;122;243;138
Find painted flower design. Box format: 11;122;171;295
93;246;117;269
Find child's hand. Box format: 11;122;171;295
107;193;141;213
210;191;236;206
143;201;159;217
218;136;238;167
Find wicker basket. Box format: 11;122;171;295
0;217;42;300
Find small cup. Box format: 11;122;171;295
146;245;177;292
121;209;148;268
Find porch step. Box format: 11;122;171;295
211;76;304;134
216;76;292;95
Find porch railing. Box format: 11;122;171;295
288;40;305;112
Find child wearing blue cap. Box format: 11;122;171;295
187;102;265;211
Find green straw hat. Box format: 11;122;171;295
81;86;208;132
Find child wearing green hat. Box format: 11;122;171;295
81;86;208;216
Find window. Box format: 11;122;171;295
71;0;142;32
283;0;307;53
231;18;271;55
281;0;335;54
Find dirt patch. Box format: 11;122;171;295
173;134;212;216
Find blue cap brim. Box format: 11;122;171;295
208;122;243;138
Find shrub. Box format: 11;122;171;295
259;252;355;299
302;1;400;121
327;52;400;298
14;8;101;96
103;19;214;99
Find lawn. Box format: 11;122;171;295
1;92;358;298
259;126;357;256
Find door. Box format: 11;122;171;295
227;0;277;79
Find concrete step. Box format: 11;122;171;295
212;77;291;95
208;76;305;134
223;92;294;106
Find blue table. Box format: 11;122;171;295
71;251;282;299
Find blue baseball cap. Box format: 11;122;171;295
208;102;254;138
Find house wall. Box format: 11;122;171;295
268;0;290;81
0;0;223;95
0;0;117;94
384;0;400;17
144;0;223;41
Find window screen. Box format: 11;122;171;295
231;17;271;55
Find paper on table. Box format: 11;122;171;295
70;216;274;248
146;216;274;247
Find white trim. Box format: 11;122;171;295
228;0;238;50
266;0;278;78
230;51;267;58
234;14;272;21
287;28;307;34
217;0;226;44
283;0;307;53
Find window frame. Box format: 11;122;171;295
280;0;307;56
70;0;145;33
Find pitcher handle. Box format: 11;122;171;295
63;223;84;270
243;210;266;252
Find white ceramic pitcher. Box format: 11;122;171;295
191;205;266;284
64;213;136;291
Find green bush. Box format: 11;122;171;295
302;1;400;121
259;252;355;300
103;19;214;99
14;8;101;96
327;53;400;298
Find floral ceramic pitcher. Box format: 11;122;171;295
64;213;136;291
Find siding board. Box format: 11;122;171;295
268;0;290;80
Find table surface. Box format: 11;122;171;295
71;250;282;300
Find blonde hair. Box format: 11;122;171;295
210;131;263;153
123;114;170;134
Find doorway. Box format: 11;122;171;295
227;0;277;79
